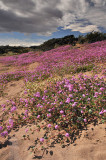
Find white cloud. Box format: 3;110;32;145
59;0;106;32
72;25;99;33
0;38;44;47
64;23;100;33
0;1;9;11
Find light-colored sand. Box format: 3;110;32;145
0;122;105;160
27;62;39;71
0;79;25;105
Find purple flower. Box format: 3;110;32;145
87;98;90;101
40;105;43;108
66;98;70;103
99;110;104;115
40;138;44;142
31;98;35;101
7;126;11;131
69;94;73;98
9;119;13;125
11;106;17;112
24;110;28;116
84;118;87;123
25;104;28;107
23;116;26;119
20;98;23;102
80;86;83;90
60;101;63;105
65;80;70;85
25;128;29;133
95;92;99;96
99;92;102;95
1;104;5;107
37;115;40;118
24;91;27;94
52;107;55;111
100;87;104;91
62;115;66;117
81;110;84;114
94;95;97;98
60;110;64;114
42;96;45;100
47;124;52;128
58;90;62;94
2;108;5;111
55;125;59;129
1;131;8;137
47;113;51;118
103;110;106;113
0;126;3;131
65;133;69;137
82;94;85;97
68;84;73;91
48;109;52;112
37;104;41;107
24;99;28;104
72;102;77;107
34;92;40;97
44;90;47;93
11;101;15;105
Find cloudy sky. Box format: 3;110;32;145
0;0;106;46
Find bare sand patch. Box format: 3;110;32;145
27;62;39;71
0;63;17;75
0;122;105;160
0;79;25;105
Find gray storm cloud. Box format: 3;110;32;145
0;0;106;34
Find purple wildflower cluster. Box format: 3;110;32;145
0;74;105;141
0;41;106;88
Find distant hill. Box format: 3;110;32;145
30;31;106;51
0;45;31;55
30;35;78;51
0;31;106;55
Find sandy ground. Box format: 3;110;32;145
0;79;25;105
0;62;39;105
0;122;105;160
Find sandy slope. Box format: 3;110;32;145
0;122;105;160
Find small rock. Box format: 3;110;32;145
96;139;100;142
